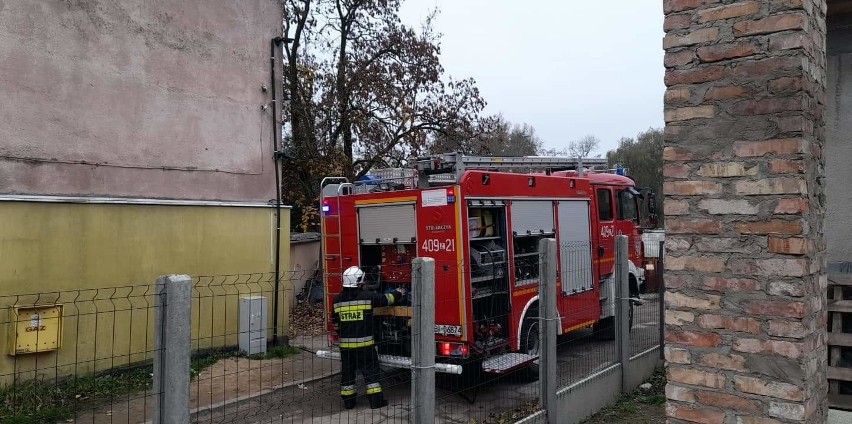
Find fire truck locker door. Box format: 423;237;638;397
510;201;555;235
557;200;594;296
357;203;417;245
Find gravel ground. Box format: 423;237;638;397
289;302;326;337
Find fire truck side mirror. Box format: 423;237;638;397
647;192;657;215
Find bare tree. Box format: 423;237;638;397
538;146;568;156
539;134;601;158
429;115;541;156
567;135;601;158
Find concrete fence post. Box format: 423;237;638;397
153;275;192;424
539;238;558;424
615;236;630;392
411;258;436;424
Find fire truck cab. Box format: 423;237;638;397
317;153;655;379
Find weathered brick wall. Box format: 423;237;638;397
662;0;827;422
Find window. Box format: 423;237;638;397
617;190;638;222
597;189;613;221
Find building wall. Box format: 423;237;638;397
826;18;852;265
290;239;322;307
0;0;288;385
0;0;281;202
0;200;291;384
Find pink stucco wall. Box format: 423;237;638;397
0;0;282;202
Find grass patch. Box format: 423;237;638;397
582;367;666;424
641;394;666;406
0;365;152;424
619;401;640;414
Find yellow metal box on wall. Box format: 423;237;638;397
7;305;63;355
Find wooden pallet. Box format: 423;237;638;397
828;272;852;410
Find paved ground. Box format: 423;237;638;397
192;298;663;424
830;408;852;424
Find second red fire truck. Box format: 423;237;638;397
318;153;657;380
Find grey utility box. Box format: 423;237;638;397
239;296;267;356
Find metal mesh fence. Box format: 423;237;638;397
556;241;618;388
630;294;662;358
189;271;410;423
0;285;162;423
555;239;664;388
0;239;663;423
631;256;663;358
428;259;542;424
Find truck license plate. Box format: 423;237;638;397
435;325;463;336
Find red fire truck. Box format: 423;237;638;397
317;153;656;379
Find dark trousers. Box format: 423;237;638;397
340;346;385;408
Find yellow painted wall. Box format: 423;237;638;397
0;201;291;385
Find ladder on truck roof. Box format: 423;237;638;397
414;152;609;188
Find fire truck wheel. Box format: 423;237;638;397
518;310;540;382
456;358;483;390
593;316;616;340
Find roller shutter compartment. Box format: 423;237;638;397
358;204;416;244
557;200;594;295
510;201;554;235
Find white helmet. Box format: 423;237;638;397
342;266;365;288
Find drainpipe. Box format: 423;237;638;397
270;36;288;346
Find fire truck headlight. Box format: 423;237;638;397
645;262;655;271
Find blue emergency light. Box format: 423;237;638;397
616;168;626;176
321;200;332;215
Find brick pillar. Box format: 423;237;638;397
662;1;827;423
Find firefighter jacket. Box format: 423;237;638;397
332;288;403;349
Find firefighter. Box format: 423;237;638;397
333;266;406;409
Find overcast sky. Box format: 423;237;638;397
399;0;665;155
